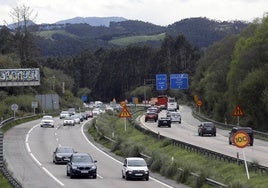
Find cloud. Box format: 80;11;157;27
0;0;267;26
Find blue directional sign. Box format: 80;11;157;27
156;74;167;90
81;95;88;102
170;74;189;89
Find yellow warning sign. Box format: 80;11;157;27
232;105;244;116
119;107;131;118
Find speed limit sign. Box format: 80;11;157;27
233;131;250;148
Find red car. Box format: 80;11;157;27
145;112;158;122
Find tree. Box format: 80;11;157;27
10;4;38;67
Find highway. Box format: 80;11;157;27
3;116;188;188
140;105;268;167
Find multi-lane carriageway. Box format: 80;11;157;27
3;105;268;187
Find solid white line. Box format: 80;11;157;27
81;120;175;188
30;153;42;166
43;167;65;186
25;124;65;187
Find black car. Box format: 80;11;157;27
157;117;171;127
229;126;254;146
53;146;75;164
67;153;97;179
198;122;216;136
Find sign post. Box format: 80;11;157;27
233;131;250;179
196;100;203;114
119;102;131;131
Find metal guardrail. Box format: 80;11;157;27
0;131;3;168
192;110;268;139
0;117;14;129
0;118;24;188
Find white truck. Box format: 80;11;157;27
167;97;178;111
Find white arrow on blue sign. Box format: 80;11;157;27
156;74;167;90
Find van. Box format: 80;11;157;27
170;111;181;124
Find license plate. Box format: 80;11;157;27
135;173;143;176
163;121;167;123
81;170;88;173
207;128;212;130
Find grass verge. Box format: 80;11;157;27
89;111;268;188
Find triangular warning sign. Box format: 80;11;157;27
232;105;244;116
119;107;131;118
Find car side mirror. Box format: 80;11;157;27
94;160;97;163
123;164;126;167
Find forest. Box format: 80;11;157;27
0;7;267;130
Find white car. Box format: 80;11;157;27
63;116;75;126
71;115;81;124
92;108;101;116
60;111;69;119
122;157;149;181
40;115;55;128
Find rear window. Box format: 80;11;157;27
203;123;214;127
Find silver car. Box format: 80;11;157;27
63;116;75;126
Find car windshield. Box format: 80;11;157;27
43;116;52;120
57;147;74;153
128;159;147;166
72;155;93;163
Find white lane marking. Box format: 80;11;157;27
81;121;175;188
25;124;65;187
43;167;64;186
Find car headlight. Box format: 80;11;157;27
127;170;133;174
56;154;62;158
71;165;78;169
91;165;97;170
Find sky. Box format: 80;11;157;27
0;0;267;26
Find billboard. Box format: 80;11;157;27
0;68;40;87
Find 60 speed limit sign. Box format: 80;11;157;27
233;131;250;148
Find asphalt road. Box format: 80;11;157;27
4;116;189;188
141;105;268;167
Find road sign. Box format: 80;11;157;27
120;101;126;107
232;105;244;116
119;107;131;118
156;74;167;90
196;100;203;107
233;131;250;148
170;74;189;89
11;104;18;111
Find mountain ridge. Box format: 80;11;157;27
55;16;128;26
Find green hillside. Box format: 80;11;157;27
35;30;78;40
109;33;166;46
